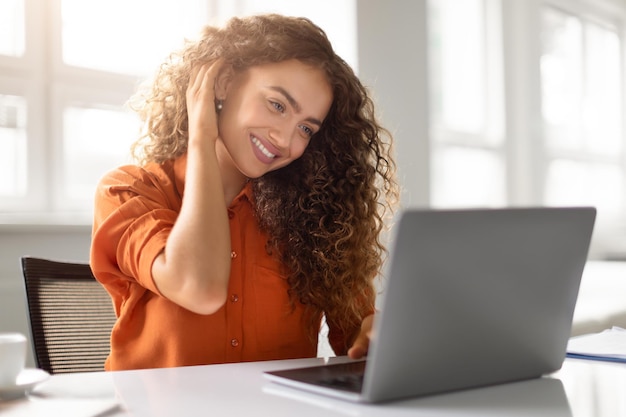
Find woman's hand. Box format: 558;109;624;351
186;60;224;147
347;314;375;359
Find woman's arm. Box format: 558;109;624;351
151;61;232;315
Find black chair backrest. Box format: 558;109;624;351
21;256;116;374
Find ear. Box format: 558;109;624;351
214;65;235;101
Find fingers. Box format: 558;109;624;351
347;338;368;359
187;59;224;105
186;59;225;144
347;314;375;359
186;64;205;103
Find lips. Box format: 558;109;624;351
251;136;276;158
250;135;280;164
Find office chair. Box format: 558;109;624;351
20;256;116;374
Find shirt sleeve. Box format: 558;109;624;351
90;164;180;297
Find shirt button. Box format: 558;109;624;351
230;294;239;303
231;338;239;347
231;251;237;259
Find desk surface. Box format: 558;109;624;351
1;356;624;416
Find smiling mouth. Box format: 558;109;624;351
251;136;276;159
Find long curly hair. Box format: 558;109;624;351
130;14;399;350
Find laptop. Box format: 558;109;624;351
264;207;596;403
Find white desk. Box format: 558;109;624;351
1;357;625;416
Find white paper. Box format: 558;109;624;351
567;327;626;360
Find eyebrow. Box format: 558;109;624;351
268;86;323;127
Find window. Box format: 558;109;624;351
428;0;625;258
541;5;624;238
0;0;209;221
0;95;27;198
0;0;356;223
428;0;506;208
0;0;24;57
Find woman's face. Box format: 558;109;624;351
216;59;333;180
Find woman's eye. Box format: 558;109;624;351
270;101;285;112
300;125;314;138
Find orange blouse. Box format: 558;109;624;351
90;155;340;370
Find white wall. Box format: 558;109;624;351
356;0;429;209
0;224;91;366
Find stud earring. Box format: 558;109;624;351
215;100;224;112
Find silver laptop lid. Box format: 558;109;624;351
362;207;596;402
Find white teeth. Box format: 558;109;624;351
252;136;276;159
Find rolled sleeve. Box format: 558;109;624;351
91;163;181;297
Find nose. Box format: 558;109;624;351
268;121;298;152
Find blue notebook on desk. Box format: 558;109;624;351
265;207;597;403
567;327;626;363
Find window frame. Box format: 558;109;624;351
0;0;161;220
502;0;626;257
428;0;508;208
430;0;626;257
0;75;46;212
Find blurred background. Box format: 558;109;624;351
0;0;624;258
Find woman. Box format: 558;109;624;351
90;14;398;370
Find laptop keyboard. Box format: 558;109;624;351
318;374;364;392
315;361;367;393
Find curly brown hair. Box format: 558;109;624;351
129;14;399;352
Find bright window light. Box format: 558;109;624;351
541;7;623;219
61;0;208;76
62;106;137;203
0;0;25;57
432;146;506;208
0;95;27;196
432;0;486;134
